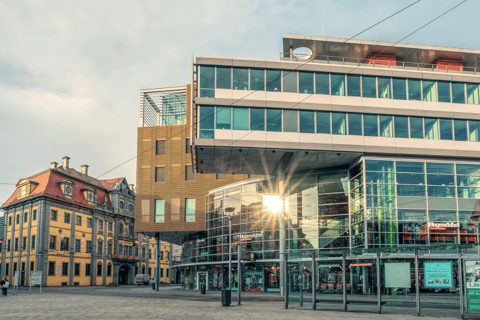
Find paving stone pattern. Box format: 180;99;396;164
0;286;466;320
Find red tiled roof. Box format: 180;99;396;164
2;167;126;209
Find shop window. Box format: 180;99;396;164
315;72;329;95
216;107;231;129
233;68;248;90
250;69;264;91
250;108;265;131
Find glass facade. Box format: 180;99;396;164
198;65;480;105
198;105;480;143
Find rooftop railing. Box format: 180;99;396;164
280;53;480;75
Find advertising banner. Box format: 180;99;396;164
13;271;19;287
385;263;411;288
465;261;480;312
423;261;453;289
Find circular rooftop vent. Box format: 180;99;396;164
292;47;312;60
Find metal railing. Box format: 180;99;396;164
280;52;480;75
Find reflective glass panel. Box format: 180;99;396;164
452;82;465;104
394;116;409;138
428;186;455;198
469;120;480;142
397;173;425;185
283;110;298;132
331;74;345;96
365;160;394;172
316;111;330;134
363;114;378;136
378;77;391;99
299;72;314;94
379;116;393;137
397;185;426;197
216;107;231;129
348;113;362;135
426;163;454;174
362;76;377;98
232;68;248;90
250;108;265;131
332;112;347;135
347;75;361;97
410;117;423;139
266;109;282;132
299;111;315;133
423;80;437;102
233;108;249;130
200;66;215;89
283;71;297;93
250;69;265;91
315;73;329;95
424;118;439;140
437;81;451;103
396;161;424;173
216;67;231;89
408;79;421;101
199;106;214;129
454;119;468;141
392;78;407;100
266;70;281;92
457;164;480;176
440;119;453;140
427;174;455;186
467;84;479;104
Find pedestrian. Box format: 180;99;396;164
0;277;8;296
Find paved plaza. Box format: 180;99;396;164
0;285;477;319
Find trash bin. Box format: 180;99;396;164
200;284;206;294
221;289;231;306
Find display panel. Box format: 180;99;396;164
423;261;453;289
385;263;410;288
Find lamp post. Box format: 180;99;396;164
228;215;233;290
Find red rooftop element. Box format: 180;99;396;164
2;167;125;209
434;59;464;71
367;54;396;66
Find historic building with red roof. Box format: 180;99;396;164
0;157;171;287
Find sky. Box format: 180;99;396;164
1;0;479;208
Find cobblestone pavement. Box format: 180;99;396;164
0;285;475;320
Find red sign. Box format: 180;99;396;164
350;263;372;267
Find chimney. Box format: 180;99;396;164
129;184;135;191
81;165;89;176
62;156;70;171
51;162;58;169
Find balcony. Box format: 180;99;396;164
112;254;140;262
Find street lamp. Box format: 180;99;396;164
224;208;235;290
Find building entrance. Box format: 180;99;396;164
119;265;130;285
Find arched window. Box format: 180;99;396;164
107;263;112;277
97;262;102;276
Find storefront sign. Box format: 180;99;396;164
236;232;262;241
350;263;372;267
465;261;480;312
424;261;453;289
318;264;340;268
385;263;410;288
428;222;460;229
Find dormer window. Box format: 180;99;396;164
81;187;96;205
16;179;39;199
58;180;75;199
